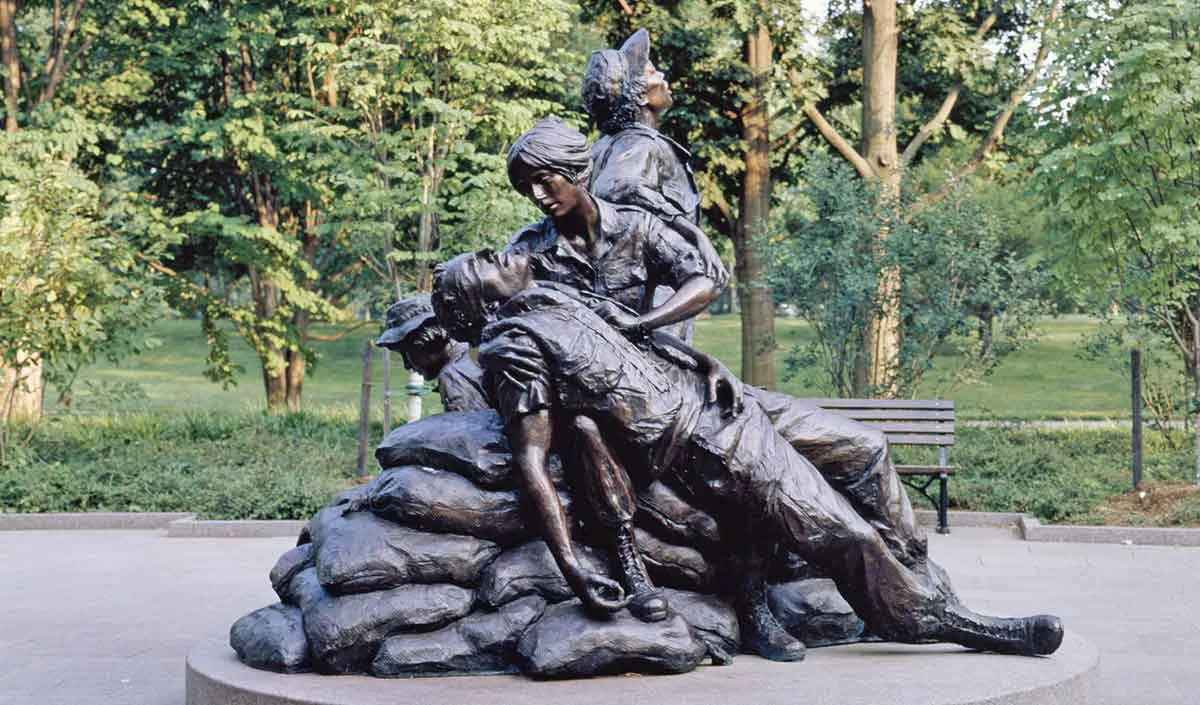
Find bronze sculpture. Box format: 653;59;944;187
227;29;1065;681
376;294;488;413
435;248;1063;657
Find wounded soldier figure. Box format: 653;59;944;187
431;248;1065;657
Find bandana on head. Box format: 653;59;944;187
507;117;593;190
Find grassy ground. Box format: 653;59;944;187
49;319;445;420
694;314;1129;420
8;313;1196;525
63;314;1127;420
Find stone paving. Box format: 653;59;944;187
0;526;1195;705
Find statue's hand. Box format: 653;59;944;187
702;355;744;417
591;300;643;335
562;560;629;613
580;572;630;613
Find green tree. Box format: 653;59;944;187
798;0;1063;395
0;121;176;451
0;0;179;422
1034;0;1200;484
128;0;578;413
769;154;1046;398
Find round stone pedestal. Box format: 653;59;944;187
187;632;1096;705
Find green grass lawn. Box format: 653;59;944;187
61;314;1130;420
11;313;1197;524
51;319;445;420
696;314;1128;420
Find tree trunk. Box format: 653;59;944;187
0;0;18;133
1190;360;1198;487
734;19;776;389
860;0;902;398
0;4;37;418
285;311;308;413
1;353;43;423
416;152;443;292
978;304;995;359
1192;302;1200;487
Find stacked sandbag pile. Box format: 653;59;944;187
230;410;861;679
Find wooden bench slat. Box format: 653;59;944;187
828;409;956;421
802;398;954;410
856;421;955;434
896;465;956;476
882;433;955;446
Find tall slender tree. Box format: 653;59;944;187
0;0;178;421
800;0;1063;395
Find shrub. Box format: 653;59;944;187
0;408;367;519
897;426;1195;523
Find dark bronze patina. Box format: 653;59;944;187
229;30;1064;680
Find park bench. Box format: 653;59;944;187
802;398;956;534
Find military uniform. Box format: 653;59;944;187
435;343;489;413
591;125;700;224
506;197;728;318
477;285;947;642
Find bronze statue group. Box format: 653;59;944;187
232;30;1063;680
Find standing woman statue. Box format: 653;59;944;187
582;29;722;344
584;28;701;237
582;30;807;660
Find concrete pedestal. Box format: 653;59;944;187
187;631;1098;705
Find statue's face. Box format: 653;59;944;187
518;169;586;218
400;328;450;378
643;60;672;113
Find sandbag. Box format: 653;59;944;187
229;603;311;673
767;577;864;647
375;411;514;488
301;574;474;674
368;466;571;545
367;466;528;543
634;527;716;591
270;543;314;604
661;588;739;663
372;595;546;676
516;600;706;678
635;481;721;548
309;504;500;593
475;540;609;609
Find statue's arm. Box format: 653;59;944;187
651;331;744;415
510;410;627;612
482;326;627;612
633;275;720;331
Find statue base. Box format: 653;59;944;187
186;631;1097;705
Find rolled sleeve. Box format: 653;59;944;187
648;219;729;291
478;329;553;421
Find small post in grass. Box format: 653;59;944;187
356;340;374;478
406;370;424;422
381;349;392;435
1131;347;1143;490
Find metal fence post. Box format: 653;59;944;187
1131;348;1143;490
355;340;374;478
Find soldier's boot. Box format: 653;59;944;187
933;604;1064;656
615;523;669;622
738;573;806;662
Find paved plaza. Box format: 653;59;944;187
0;526;1195;705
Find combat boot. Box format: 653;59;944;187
615;523;669;622
738;573;807;662
935;604;1064;656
